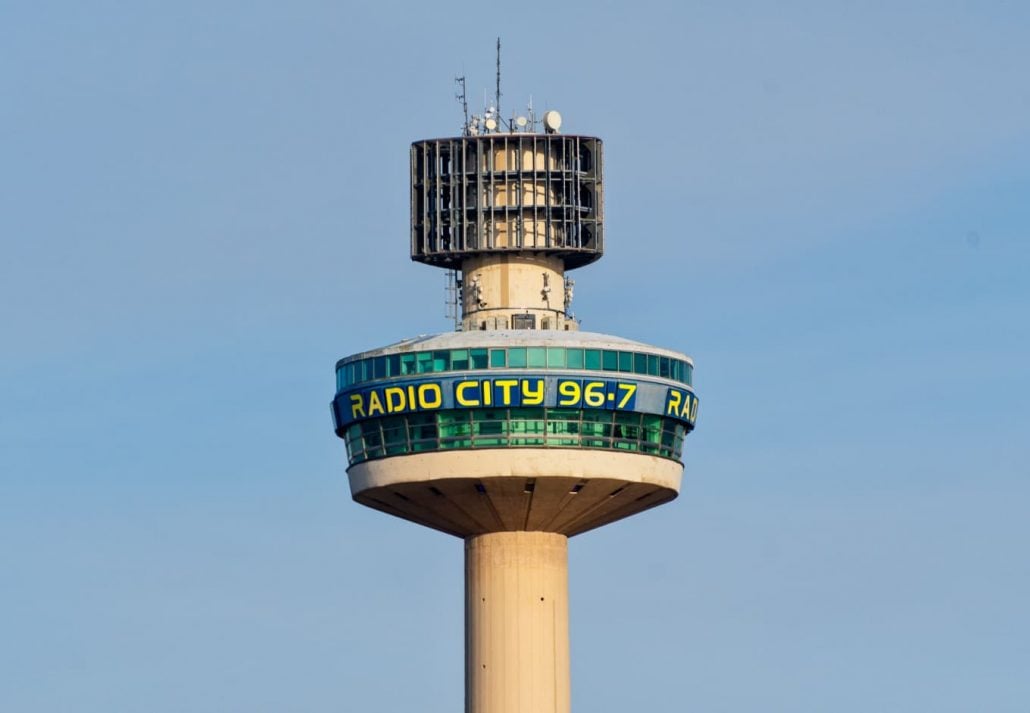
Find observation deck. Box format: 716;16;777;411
331;331;698;538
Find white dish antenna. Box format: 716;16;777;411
543;110;562;134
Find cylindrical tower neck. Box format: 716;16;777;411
461;254;574;332
465;531;570;713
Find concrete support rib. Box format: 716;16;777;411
465;532;570;713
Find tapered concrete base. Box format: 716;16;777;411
465;532;570;713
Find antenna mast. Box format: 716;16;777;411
455;76;469;135
495;37;502;126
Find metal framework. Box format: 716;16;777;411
410;134;604;269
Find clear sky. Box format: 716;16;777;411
2;2;1028;711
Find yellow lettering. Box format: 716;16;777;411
384;387;406;413
481;380;493;406
350;394;365;419
666;390;682;417
367;390;384;416
456;380;480;407
689;397;699;422
495;379;519;405
418;383;442;409
407;385;417;408
522;379;545;405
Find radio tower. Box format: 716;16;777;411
331;97;699;713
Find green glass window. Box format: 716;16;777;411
659;356;670;378
618;351;633;372
508;347;527;368
362;423;384;458
602;350;618;370
633;352;647;374
685;364;693;385
400;353;416;375
527;347;546;368
381;416;408;455
451;349;469;370
470;348;488;369
510;407;545;445
347;363;357;386
567;348;584;369
584;349;601;370
432;350;450;372
408;413;438;451
647;354;659;376
416;352;433;374
489;348;507;368
546;347;566;368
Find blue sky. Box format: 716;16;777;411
2;2;1028;711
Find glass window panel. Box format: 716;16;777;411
647;354;659;376
566;348;584;369
618;351;633;372
527;347;546;368
584;349;601;370
451;349;469;370
400;353;416;375
634;353;648;374
685;364;693;386
489;349;507;368
659;356;671;378
433;350;450;372
373;356;387;379
546;347;566;368
387;354;400;377
347;363;357;386
416;352;433;373
470;348;488;369
602;350;618;370
508;347;527;368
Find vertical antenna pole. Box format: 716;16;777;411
495;37;502;123
456;76;469;135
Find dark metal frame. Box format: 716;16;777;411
410;135;604;269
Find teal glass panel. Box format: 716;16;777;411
489;349;507;368
470;348;488;369
647;354;659;376
685;364;693;385
451;349;469;370
362;423;384;458
618;351;633;372
373;356;387;379
567;348;584;369
659;356;670;378
527;347;546;368
584;349;601;370
672;360;682;382
415;352;432;373
387;354;400;377
508;347;527;368
602;350;618;370
346;363;356;386
381;416;408;455
546;347;566;368
432;350;450;372
633;353;647;374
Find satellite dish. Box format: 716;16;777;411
543;110;562;134
515;116;528;128
485;117;498;131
